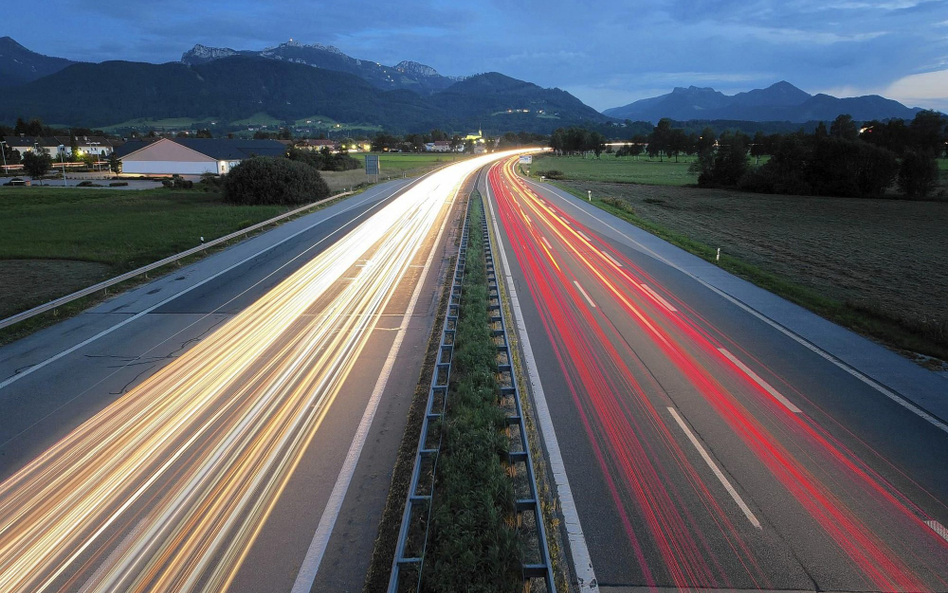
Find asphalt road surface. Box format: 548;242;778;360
485;157;948;592
0;152;517;593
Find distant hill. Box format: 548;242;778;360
0;36;75;87
603;81;922;123
0;56;608;133
181;40;459;95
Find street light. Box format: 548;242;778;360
58;145;67;187
0;141;7;174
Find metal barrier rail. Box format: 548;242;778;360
482;195;556;592
388;193;471;592
0;190;353;331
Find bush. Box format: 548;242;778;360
199;172;225;192
898;151;939;198
161;175;193;189
223;156;330;205
540;169;565;179
109;181;128;187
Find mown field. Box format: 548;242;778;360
531;154;699;186
0;187;297;319
557;179;948;360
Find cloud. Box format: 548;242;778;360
884;69;948;110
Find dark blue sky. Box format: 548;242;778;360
8;0;948;111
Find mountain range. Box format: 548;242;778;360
0;37;931;133
603;81;922;123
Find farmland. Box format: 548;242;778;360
554;178;948;360
531;154;699;186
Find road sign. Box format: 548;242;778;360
519;155;533;164
365;154;380;176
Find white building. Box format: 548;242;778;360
117;138;286;175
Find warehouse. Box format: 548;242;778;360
116;138;286;175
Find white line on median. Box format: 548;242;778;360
926;520;948;543
640;283;677;313
541;236;554;251
485;175;599;592
667;406;762;530
290;175;462;593
718;348;802;414
576;230;591;242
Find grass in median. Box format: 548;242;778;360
531;153;698;186
420;194;522;593
548;180;948;363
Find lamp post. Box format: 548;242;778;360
0;141;7;175
58;145;67;187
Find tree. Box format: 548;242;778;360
195;129;213;138
450;134;463;152
430;129;447;142
830;114;858;141
695;127;716;154
223;157;330;205
908;110;948;156
278;127;293;140
587;131;605;158
109;152;120;173
898;151;940;198
693;131;748;187
22;149;52;180
666;129;688;163
648;118;673;161
750;131;767;164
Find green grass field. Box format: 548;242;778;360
0;188;290;268
531;154;699;186
0;187;309;325
360;152;470;174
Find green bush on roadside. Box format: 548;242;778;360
222;156;330;205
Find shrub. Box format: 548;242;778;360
109;181;128;187
199;172;225;192
540;169;565;179
161;175;193;189
898;151;939;198
223;156;330;205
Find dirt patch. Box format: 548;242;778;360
562;181;948;334
0;259;113;319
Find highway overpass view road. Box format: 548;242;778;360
0;152;518;593
484;157;948;592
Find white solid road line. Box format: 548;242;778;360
521;177;948;436
576;229;592;242
574;280;597;309
486;178;599;592
926;520;948;543
0;183;412;392
541;236;554;250
640;283;677;313
718;348;802;414
667;406;762;530
290;178;460;593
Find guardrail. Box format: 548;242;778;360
388;188;471;592
0;190;352;331
482;196;556;592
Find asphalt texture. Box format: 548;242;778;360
0;176;461;592
484;159;948;592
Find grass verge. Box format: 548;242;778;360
419;194;522;592
0;190;357;346
549;180;948;363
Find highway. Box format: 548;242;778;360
485;157;948;592
0;152;516;593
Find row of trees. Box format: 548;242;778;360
549;127;606;156
285;146;361;172
688;110;947;198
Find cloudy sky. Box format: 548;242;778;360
9;0;948;111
